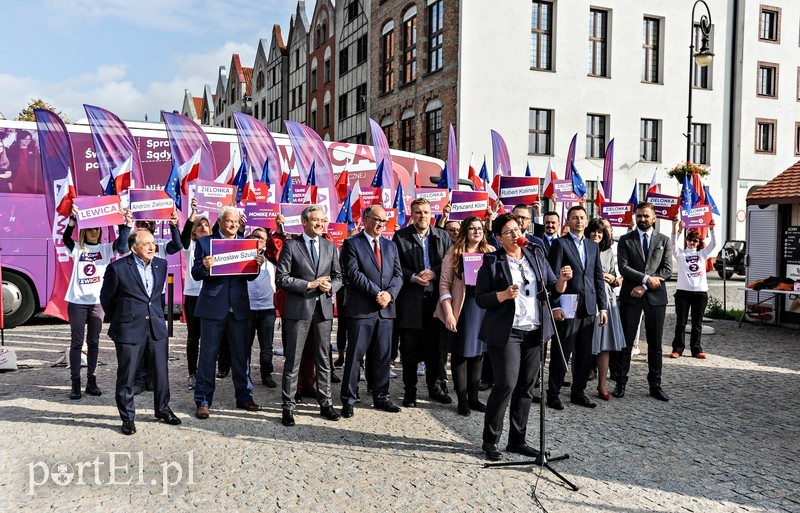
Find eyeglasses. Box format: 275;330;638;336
468;227;484;233
517;262;531;296
368;216;388;224
516;216;531;222
446;227;459;233
501;227;522;238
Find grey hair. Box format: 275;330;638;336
363;204;385;219
301;205;324;221
128;228;152;250
218;205;239;220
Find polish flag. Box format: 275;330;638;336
335;159;350;203
595;182;606;210
177;149;202;195
410;159;421;199
648;169;660;195
542;160;557;199
467;153;482;191
349;181;363;224
100;154;134;195
55;167;77;218
215;157;236;185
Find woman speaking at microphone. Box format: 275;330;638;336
474;213;568;462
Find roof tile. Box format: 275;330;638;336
747;160;800;205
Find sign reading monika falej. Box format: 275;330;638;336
210;238;259;275
74;196;124;228
499;177;540;205
449;191;489;221
245;202;280;230
646;192;681;220
129;189;175;220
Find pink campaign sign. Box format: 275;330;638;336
245;202;279;230
327;222;348;248
292;184;317;204
210;238;259;276
129;189;174;221
462;253;484;286
682;204;713;228
280;203;309;234
599;202;634;227
74;196;124;228
360;186;384;206
499;177;540;205
551;180;581;203
415;189;450;214
449;191;489;221
192;179;236;212
646;192;681;220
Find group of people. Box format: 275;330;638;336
63;195;717;458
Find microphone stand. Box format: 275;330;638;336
483;242;578;492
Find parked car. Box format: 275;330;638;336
714;240;746;279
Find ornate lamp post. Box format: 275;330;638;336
686;0;714;162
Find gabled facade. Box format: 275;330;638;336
200;85;215;126
265;25;290;133
287;2;310;125
335;0;370;143
252;38;270;124
225;54;253;128
308;0;336;141
180;89;202;122
213;66;228;128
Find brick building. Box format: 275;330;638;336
308;0;336;141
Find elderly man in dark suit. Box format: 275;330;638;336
613;202;673;402
192;206;264;419
100;229;180;435
475;213;568;461
339;205;403;418
546;205;608;410
393;197;452;407
276;205;343;426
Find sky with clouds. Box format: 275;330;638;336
1;0;310;122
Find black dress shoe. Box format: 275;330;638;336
402;395;416;407
281;410;296;427
155;410;182;425
532;394;541;404
570;394;597;408
482;442;502;461
331;372;342;384
216;369;229;379
612;383;626;398
333;357;345;368
429;389;453;404
262;376;277;388
373;401;401;413
295;392;305;404
320;406;341;421
649;387;670;402
478;381;493;391
468;400;486;412
457;403;470;416
546;397;564;410
341;403;354;418
506;442;540;458
236;400;263;411
121;420;136;435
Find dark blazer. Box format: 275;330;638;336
340;232;403;319
532;222;545;239
617;229;673;307
541;234;555;255
547;234;607;316
275;235;342;320
100;254;168;344
475;245;560;348
392;224;451;329
191;232;258;321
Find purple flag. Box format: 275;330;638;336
446;123;459;190
565;133;577;180
490;130;512;177
232;112;282;191
84;105;145;190
369;118;396;193
161;111;217;184
602;138;614;200
284;121;340;215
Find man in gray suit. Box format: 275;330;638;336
276;205;343;426
612;202;673;402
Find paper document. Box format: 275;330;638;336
559;294;579;319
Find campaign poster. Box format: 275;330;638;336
251;182;269;203
210;238;259;275
292;184;317;204
415;188;450;214
245;202;280;230
129;189;174;221
280;203;309;234
462;253;484;286
74;196;124;228
646;192;681;220
599;202;634;227
551;180;581;202
682;204;713;228
192;179;236;212
383;208;398;238
449;191;489;221
499;177;540;205
327;222;348;248
360;186;384;207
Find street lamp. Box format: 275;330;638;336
686;0;714;162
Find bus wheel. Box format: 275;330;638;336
2;271;36;328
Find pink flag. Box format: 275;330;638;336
602;138;614;200
284;121;340;216
490;130;512;177
369;118;396;193
232;112;282;187
84;104;146;190
446;123;459;189
161;111;217;183
564;133;577;180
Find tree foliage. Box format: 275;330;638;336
16;98;70;123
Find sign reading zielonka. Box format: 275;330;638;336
210;239;259;275
646;192;681;220
192;180;236;212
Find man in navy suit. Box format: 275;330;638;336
101;229;180;435
546;205;607;410
540;211;560;255
192;206;264;419
339;205;403;418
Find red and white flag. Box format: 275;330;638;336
542;160;557;200
467;153;482;191
178;148;202;194
55;167;77;218
648;169;660;195
335;159;350;204
240;162;258;204
595;182;606;210
215;156;236;185
349;180;363;224
100;154;133;194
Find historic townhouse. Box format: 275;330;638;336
308;0;337;141
212;66;228;128
287;1;311;126
253;25;290;134
179;90;202;123
334;0;370;144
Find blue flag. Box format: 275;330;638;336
393;181;406;227
261;158;270;185
525;163;531;177
570;162;586;199
704;186;720;215
165;160;182;210
628;178;639;208
281;167;294;203
307;161;316;186
478;158;490;184
336;188;352;223
680;174;693;215
371;160;384;188
235;157;248;204
437;163;451;190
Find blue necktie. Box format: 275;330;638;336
310;239;319;270
642;233;650;258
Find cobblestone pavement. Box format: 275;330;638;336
2;275;799;512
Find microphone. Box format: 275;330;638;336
516;236;531;248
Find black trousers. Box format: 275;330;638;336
115;331;170;422
547;314;595;401
613;301;665;389
399;295;446;397
672;290;708;356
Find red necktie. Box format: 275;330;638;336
373;239;382;269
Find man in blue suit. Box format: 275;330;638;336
192;206;264;419
101;229;180;435
339;205;403;418
546;205;608;410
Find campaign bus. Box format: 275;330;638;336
0;119;444;328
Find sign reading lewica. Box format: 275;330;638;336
499;177;540;205
599;202;634;227
74;196;124;228
245;202;280;230
210;239;259;276
646;192;681;220
415;188;450;214
681;204;713;228
449;191;489;221
129;189;175;221
191;179;236;212
462;253;484;286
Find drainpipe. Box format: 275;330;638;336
726;0;740;242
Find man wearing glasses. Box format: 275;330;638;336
512;203;545;240
339;205;404;418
